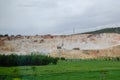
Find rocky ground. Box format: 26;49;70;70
0;33;120;58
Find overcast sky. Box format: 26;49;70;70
0;0;120;35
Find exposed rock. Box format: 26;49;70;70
0;40;5;46
0;33;120;58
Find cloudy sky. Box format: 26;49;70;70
0;0;120;35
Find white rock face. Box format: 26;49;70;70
1;33;120;55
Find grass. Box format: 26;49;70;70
0;60;120;80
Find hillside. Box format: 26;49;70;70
0;28;120;58
83;27;120;34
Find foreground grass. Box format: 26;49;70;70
0;60;120;80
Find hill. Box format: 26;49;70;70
0;27;120;58
82;27;120;34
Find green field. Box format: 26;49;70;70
0;60;120;80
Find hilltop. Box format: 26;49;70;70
82;27;120;34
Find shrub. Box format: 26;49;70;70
73;48;80;50
52;58;58;65
0;54;58;67
104;57;120;61
61;57;65;60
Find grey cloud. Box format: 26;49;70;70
0;0;120;35
54;0;120;33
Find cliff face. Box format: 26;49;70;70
0;33;120;58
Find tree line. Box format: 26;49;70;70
0;54;58;67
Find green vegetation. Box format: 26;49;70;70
83;27;120;34
0;54;58;67
0;60;120;80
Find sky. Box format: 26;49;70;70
0;0;120;35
